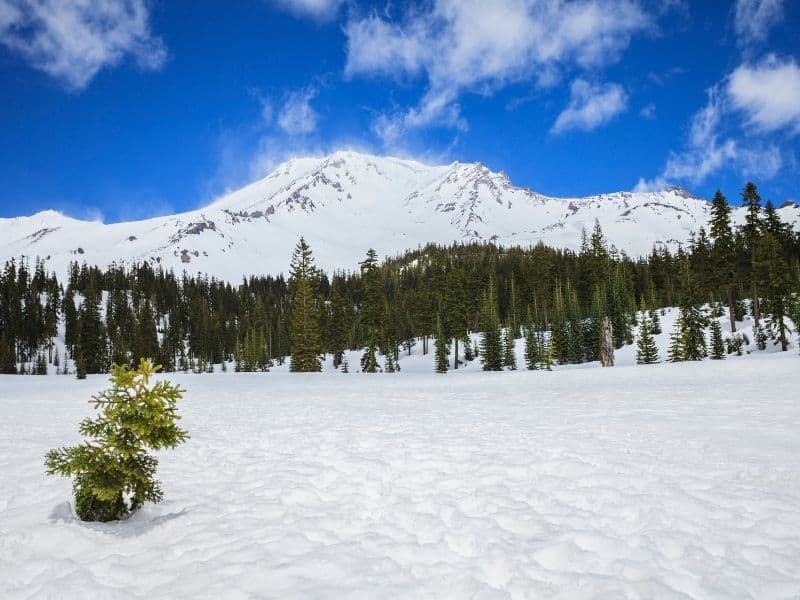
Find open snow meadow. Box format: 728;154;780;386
2;352;800;599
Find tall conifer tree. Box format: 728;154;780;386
288;238;322;372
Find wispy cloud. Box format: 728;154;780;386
277;87;319;135
0;0;166;90
733;0;784;47
635;60;796;192
551;79;627;134
344;0;657;142
639;103;656;119
270;0;344;21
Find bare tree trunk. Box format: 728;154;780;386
600;316;614;367
727;287;736;333
752;281;760;325
453;337;459;369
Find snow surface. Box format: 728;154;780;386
3;151;799;280
2;353;800;599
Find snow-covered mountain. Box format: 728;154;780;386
2;151;798;279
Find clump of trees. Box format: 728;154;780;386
1;182;798;375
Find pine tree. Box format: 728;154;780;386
45;359;188;522
76;289;108;374
523;325;541;370
681;305;708;361
0;334;16;374
434;314;448;373
636;305;659;364
668;316;685;362
479;280;503;371
711;190;736;332
35;352;48;375
754;231;793;351
741;182;763;324
360;249;384;372
710;320;725;359
327;278;349;369
502;328;517;370
288;238;322;372
463;337;474;362
649;308;662;335
76;351;87;379
540;331;554;371
753;322;768;351
360;329;379;373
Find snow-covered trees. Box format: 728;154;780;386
710;320;726;360
44;359;188;522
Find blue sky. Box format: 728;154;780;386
0;0;798;222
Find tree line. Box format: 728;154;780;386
1;182;798;376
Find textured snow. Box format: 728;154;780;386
2;354;800;599
2;151;799;280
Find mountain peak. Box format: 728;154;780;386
3;153;799;280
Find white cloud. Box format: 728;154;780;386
551;79;627;134
734;0;783;45
344;0;652;138
632;176;667;193
277;87;318;135
727;55;800;134
637;81;787;190
639;103;656;119
0;0;165;90
272;0;344;21
739;144;784;178
661;88;739;184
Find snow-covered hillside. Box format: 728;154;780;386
2;354;800;598
3;151;799;279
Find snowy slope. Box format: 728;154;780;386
2;355;800;598
2;151;799;279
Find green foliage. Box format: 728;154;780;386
44;359;188;522
479;280;503;371
360;330;379;373
726;333;748;356
753;322;768;351
636;306;659;364
681;305;708;361
523;324;541;370
0;334;16;374
289;238;322;372
502;328;516;370
668;318;685;363
76;351;87;379
709;320;726;360
434;314;448;374
2;180;799;375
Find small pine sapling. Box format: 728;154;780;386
45;359;188;522
753;322;768;351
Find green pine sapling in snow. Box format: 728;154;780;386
45;359;189;522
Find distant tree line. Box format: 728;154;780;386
1;182;798;376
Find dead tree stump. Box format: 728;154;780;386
600;316;614;367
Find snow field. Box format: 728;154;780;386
2;355;800;598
